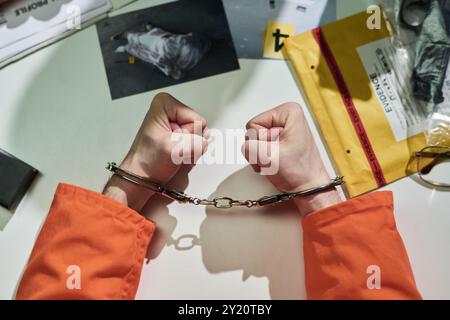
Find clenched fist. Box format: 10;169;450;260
103;93;208;211
243;102;340;215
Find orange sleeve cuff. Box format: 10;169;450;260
302;191;422;300
16;183;156;300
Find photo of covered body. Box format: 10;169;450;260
97;0;239;99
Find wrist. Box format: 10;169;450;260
289;174;342;216
102;155;155;212
293;189;341;216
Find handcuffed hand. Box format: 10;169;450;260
104;95;339;215
242;102;341;215
103;93;208;211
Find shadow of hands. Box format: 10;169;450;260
199;166;306;299
142;164;194;261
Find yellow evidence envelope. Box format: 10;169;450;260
285;9;427;197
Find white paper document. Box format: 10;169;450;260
357;37;425;142
0;0;112;65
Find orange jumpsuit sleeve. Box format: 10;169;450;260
16;183;155;300
302;191;422;300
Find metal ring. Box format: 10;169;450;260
198;199;216;206
213;197;233;209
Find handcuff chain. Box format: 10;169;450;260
106;162;344;209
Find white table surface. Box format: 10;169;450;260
1;0;449;300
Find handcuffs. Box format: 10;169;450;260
106;162;344;209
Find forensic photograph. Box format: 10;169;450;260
96;0;239;100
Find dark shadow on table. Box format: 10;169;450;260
199;166;306;299
142;164;195;262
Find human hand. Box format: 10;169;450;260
103;93;208;211
242;102;340;215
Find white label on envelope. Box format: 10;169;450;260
357;37;425;142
